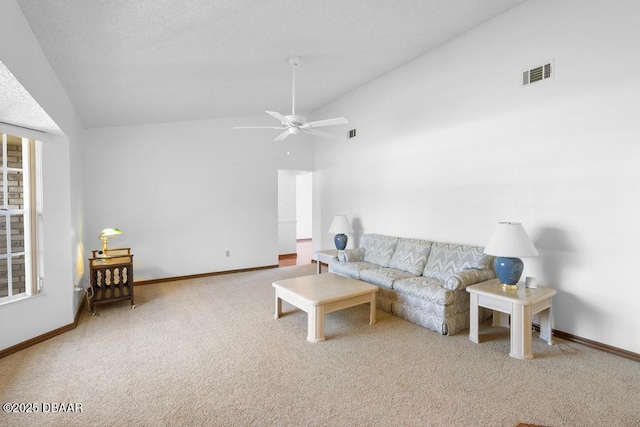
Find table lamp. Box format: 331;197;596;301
99;228;122;253
329;215;353;251
483;222;538;289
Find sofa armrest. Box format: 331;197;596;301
444;269;495;291
338;248;365;262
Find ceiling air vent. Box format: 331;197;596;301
523;61;553;86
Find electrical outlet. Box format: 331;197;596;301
225;250;230;257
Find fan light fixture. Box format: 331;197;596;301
233;56;348;140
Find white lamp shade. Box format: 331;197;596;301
329;215;354;234
483;222;538;258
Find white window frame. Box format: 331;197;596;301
0;132;42;304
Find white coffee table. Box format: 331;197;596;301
273;273;378;342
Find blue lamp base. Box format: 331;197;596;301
334;234;348;251
494;256;524;289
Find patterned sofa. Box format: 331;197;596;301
329;234;495;335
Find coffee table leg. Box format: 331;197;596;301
307;304;325;342
469;293;479;343
275;294;282;319
369;292;376;325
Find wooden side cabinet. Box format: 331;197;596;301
88;248;135;314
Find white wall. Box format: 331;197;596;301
313;0;640;354
0;1;84;350
84;117;314;280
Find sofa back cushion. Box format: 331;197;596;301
362;234;399;267
423;242;492;280
388;238;432;275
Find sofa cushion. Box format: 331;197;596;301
423;242;492;281
329;261;378;280
388;238;432;275
363;234;399;267
359;267;416;290
393;276;455;306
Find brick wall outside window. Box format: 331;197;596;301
0;139;26;297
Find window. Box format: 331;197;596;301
0;132;41;302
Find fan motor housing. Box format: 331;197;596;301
285;115;306;127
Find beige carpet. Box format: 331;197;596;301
1;264;639;426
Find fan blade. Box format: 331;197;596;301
302;129;335;139
303;117;348;128
274;130;290;141
233;126;286;129
266;111;292;125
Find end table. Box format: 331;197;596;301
88;247;135;315
314;249;338;274
467;279;556;360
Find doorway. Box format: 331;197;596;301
278;170;312;266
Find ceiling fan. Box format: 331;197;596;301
233;56;348;141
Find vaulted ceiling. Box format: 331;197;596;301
9;0;527;130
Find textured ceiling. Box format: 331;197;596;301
0;61;61;134
12;0;527;130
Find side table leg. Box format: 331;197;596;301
510;304;533;360
307;304;326;342
316;261;321;274
492;312;510;328
539;305;553;345
469;293;479;343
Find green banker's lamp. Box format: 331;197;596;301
99;228;122;254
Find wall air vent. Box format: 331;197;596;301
348;129;357;139
523;60;553;86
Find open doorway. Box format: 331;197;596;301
278;170;312;267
